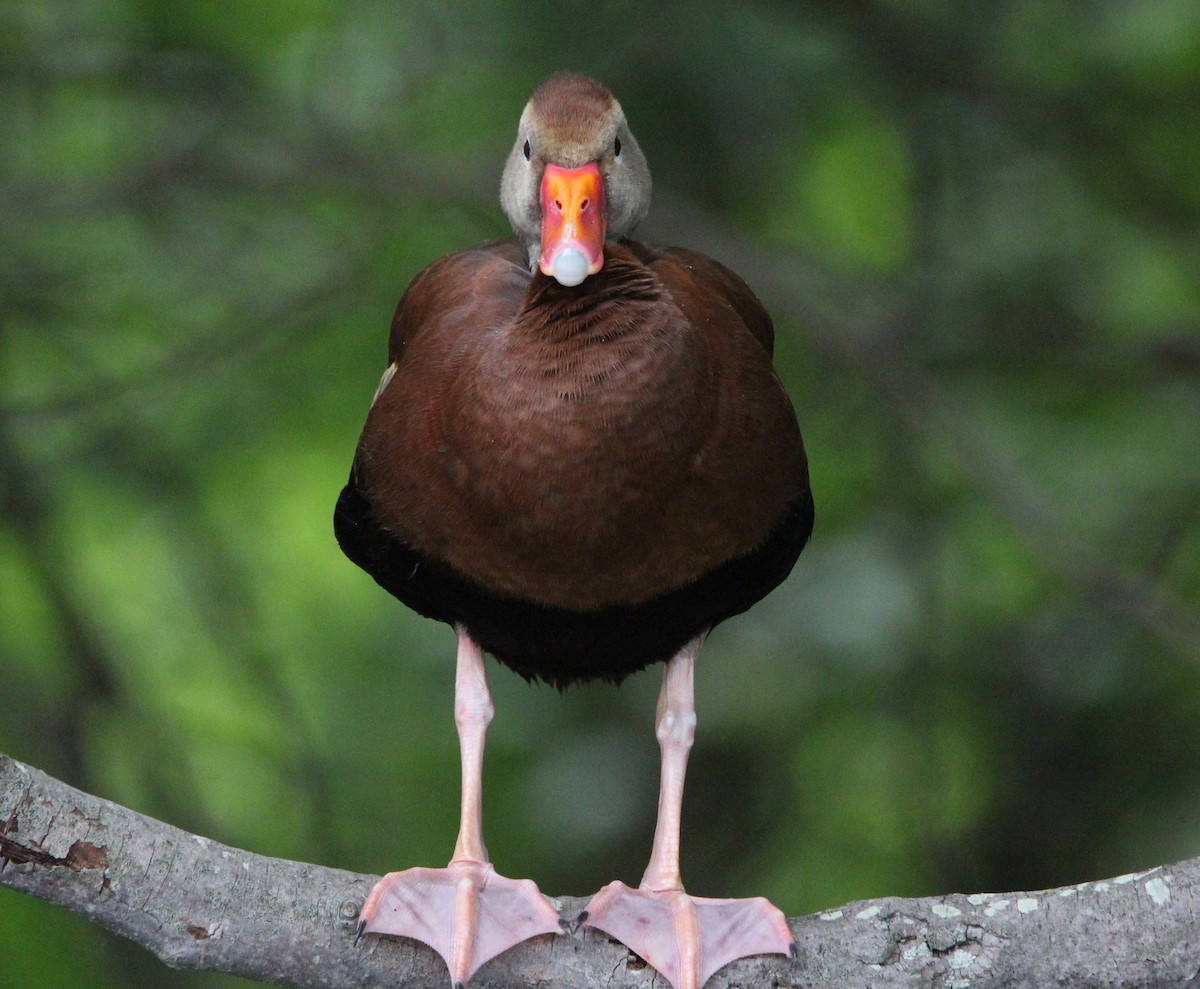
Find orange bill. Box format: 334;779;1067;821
539;162;606;286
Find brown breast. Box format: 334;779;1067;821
355;239;808;613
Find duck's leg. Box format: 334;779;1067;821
356;630;562;987
582;635;794;989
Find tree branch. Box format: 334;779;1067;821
3;752;1198;988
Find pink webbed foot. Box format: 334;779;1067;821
582;880;794;989
357;859;563;987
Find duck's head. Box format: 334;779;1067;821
500;73;652;287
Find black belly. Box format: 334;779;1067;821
333;474;813;686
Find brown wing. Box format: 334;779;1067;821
384;239;528;365
633;243;776;356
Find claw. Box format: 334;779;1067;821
558;909;589;936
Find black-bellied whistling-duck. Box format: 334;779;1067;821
334;73;813;989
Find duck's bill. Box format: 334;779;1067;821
539;162;606;286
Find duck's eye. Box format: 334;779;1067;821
523;139;531;161
614;136;622;157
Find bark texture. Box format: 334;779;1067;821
3;752;1198;988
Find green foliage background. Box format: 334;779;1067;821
3;2;1199;986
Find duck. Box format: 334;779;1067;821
334;72;813;989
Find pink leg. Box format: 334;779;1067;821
450;628;493;867
356;630;561;987
583;635;793;989
641;637;699;892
